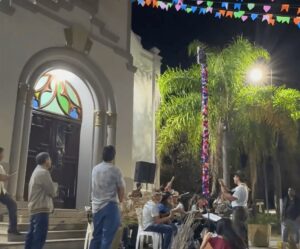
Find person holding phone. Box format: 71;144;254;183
0;147;20;235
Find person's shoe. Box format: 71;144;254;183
8;230;22;235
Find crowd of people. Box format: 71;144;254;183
0;146;299;249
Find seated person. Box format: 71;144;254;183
191;195;208;213
142;190;177;249
199;218;247;249
128;182;143;198
172;192;187;223
158;192;174;219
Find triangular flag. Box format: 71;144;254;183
226;11;233;18
175;4;181;11
215;12;222;19
199;8;206;14
145;0;152;6
197;0;204;5
172;0;178;4
206;7;213;13
251;13;258;21
219;10;226;16
298;8;300;15
263;5;271;13
241;15;248;22
268;19;275;26
167;3;173;8
281;4;290;13
294;17;300;25
191;6;198;13
247;3;255;11
138;0;145;6
207;1;214;7
152;0;159;7
234;3;241;10
276;16;291;24
181;4;187;10
158;1;166;9
221;2;229;10
262;14;269;22
186;7;192;13
234;11;245;18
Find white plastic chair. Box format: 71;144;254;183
135;208;162;249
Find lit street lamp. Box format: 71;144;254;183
247;64;273;86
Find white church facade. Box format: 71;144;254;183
0;0;161;209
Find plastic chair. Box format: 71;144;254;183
135;208;162;249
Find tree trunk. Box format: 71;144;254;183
222;126;230;186
249;150;257;204
273;153;282;219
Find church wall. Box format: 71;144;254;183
0;1;134;206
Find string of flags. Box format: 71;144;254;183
132;0;300;28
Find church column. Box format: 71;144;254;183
92;110;106;166
16;87;35;201
8;83;29;199
106;112;117;147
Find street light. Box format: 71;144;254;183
247;62;273;86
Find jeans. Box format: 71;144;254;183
233;207;248;246
89;202;121;249
0;193;18;232
25;213;49;249
282;219;299;243
145;223;177;249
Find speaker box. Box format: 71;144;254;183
134;161;156;184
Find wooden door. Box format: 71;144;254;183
24;110;81;209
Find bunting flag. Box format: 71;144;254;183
132;0;300;29
247;3;255;10
281;4;290;13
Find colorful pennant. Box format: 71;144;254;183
133;0;300;29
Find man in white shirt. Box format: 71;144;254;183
220;170;249;246
142;190;176;249
0;147;20;235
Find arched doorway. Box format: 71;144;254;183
8;48;117;209
25;69;86;208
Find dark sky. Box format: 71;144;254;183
132;3;300;89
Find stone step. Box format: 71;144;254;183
0;209;86;218
0;230;86;242
0;222;87;232
0;238;85;249
2;215;87;224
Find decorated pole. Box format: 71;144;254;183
197;47;210;197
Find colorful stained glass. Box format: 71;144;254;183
32;73;82;120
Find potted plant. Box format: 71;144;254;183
248;213;276;247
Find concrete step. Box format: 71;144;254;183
0;209;86;218
0;229;86;242
0;238;85;249
0;222;87;232
2;215;87;224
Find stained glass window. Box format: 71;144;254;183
32;73;82;120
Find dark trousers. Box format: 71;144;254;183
25;213;49;249
0;193;18;232
145;223;177;249
233;207;248;246
122;224;138;248
89;202;121;249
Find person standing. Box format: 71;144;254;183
281;187;300;249
220;171;249;246
0;147;20;235
89;145;125;249
25;152;58;249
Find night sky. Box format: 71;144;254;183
132;3;300;90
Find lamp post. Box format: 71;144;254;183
247;62;273;213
